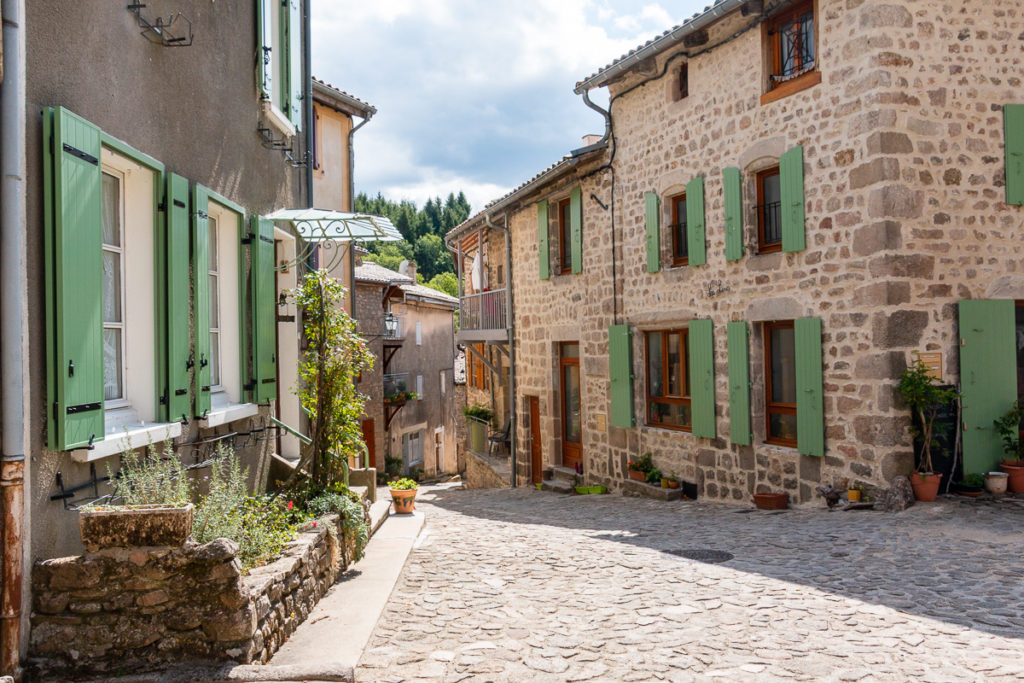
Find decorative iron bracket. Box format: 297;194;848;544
126;4;194;46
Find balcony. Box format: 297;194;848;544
458;289;509;343
382;312;406;344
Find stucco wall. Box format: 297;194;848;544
354;282;386;469
312;103;353;212
388;299;458;475
500;0;1024;504
25;1;309;558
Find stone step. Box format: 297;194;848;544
540;479;574;494
549;466;581;484
621;478;684;501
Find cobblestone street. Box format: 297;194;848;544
359;487;1024;682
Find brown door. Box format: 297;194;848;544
529;396;542;484
434;430;443;473
362;419;376;469
560;343;582;471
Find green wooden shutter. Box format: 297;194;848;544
685;176;706;266
253;217;278;403
192;184;212;417
644;192;660;273
537;200;550;280
781;145;806;253
609;324;634;428
795;317;824;456
286;0;303;130
727;321;751;445
689;318;715;438
570;186;583;274
723;167;743;262
959;300;1017;474
256;0;272;98
165;173;192;423
1004;104;1024;205
43;107;105;451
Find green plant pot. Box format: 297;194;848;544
468;420;487;453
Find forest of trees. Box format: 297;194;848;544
354;191;472;298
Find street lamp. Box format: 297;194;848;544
384;312;398;338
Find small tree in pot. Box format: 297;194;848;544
993;401;1024;492
897;358;959;501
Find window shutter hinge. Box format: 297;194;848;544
241;235;254;245
52;402;58;421
159;391;168;406
196;209;209;220
244;382;255;391
158;199;167;213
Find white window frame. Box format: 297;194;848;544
208;212;222;391
260;0;297;138
415;321;422;345
101;168;128;408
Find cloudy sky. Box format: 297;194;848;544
311;0;709;213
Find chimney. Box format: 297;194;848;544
581;134;601;146
400;259;417;281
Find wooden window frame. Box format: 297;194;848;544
558;197;572;275
645;329;692;432
669;192;688;267
761;0;821;105
764;320;797;447
756;166;782;254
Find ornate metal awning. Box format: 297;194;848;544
266;208;403;271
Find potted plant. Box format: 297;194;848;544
645;468;663;486
661;471;680;489
79;442;194;552
951;473;985;497
897;358;959;502
388;477;419;514
464;403;494;453
627;452;653;482
993;401;1024;493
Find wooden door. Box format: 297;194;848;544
529;396;542;484
560;343;582;470
434;429;443;473
362;419;376;469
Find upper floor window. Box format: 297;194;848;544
558;197;572;274
646;329;691;431
763;0;820;103
258;0;303;135
756;166;782;253
669;192;688;266
101;171;126;404
678;63;689;100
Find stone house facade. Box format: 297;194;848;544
449;0;1024;503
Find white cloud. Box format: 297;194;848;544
377;174;512;216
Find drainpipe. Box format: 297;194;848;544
484;212;515;488
346;112;372;317
579;88;611;147
0;0;27;675
303;0;312;209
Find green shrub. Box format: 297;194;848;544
107;440;191;506
646;468;663;485
192;446;297;570
463;403;494;422
306;489;369;562
388;477;419;490
993;400;1024;462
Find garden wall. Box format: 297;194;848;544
29;513;359;677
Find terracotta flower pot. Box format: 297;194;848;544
628;469;646;482
661;478;680;489
999;461;1024;493
752;493;788;510
909;472;942;502
390;488;417;514
847;489;862;502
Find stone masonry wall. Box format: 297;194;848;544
502;0;1024;504
30;514;359;677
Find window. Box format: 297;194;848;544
258;0;302;134
558;197;572;274
756;167;782;253
646;330;692;431
763;0;819;103
208;213;221;389
765;321;797;446
415;321;422;345
101;171;125;404
402;430;424;467
669;192;688;266
679;63;689;100
440;370;447;396
416;374;423;399
204;198;245;415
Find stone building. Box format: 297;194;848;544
447;0;1024;504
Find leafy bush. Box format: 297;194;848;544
192;446;296;570
107;440;191;506
993;400;1024;463
306;489;369;562
463;403;494;422
628;453;654;473
388;477;419;490
897;359;959;474
646;468;663;485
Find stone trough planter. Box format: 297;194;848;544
78;503;194;551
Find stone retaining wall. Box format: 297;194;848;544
29;512;362;677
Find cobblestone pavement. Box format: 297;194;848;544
358;487;1024;682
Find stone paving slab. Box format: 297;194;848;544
358;486;1024;682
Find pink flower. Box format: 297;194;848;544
312;521;317;528
287;501;294;510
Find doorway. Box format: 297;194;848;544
361;419;376;469
560;343;582;471
434;427;444;474
529;396;542;484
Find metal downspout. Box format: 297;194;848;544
579;88;611;146
346;113;371;317
484;212;515;487
302;0;312;209
0;0;27;675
